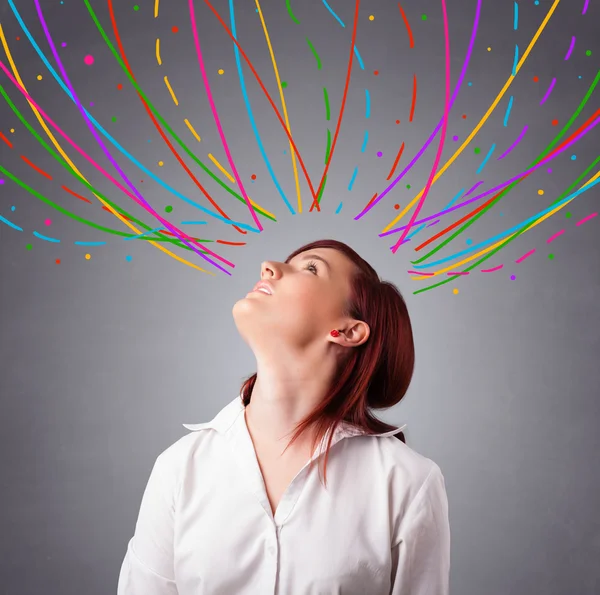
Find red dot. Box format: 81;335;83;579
395;120;400;124
117;83;123;90
55;259;61;265
172;26;179;33
251;174;256;180
462;114;467;119
533;76;539;82
16;36;20;41
394;204;400;210
373;70;379;76
552;119;558;126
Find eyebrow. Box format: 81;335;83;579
298;253;331;272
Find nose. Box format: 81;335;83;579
261;260;281;279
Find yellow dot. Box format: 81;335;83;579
37;74;42;80
85;253;91;260
537;189;544;195
487;47;492;52
218;69;224;75
158;161;164;166
10;128;15;133
453;288;459;295
369;15;374;20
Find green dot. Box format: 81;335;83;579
474;147;481;154
406;184;411;189
112;116;117;122
548;253;555;260
133;5;139;10
281;81;288;89
586;50;592;57
26;243;32;250
565;212;572;218
165;205;173;213
421;14;428;20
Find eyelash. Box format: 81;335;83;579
305;260;319;275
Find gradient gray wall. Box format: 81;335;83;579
1;1;599;593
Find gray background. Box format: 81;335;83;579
1;0;599;594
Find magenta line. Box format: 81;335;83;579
481;264;503;272
354;0;482;220
464;180;484;197
564;36;576;60
516;248;535;263
447;271;469;276
576;212;597;226
390;0;451;252
498;125;528;159
582;0;590;15
30;0;231;274
540;78;556;106
408;271;434;276
188;0;262;232
546;229;565;243
380;115;600;236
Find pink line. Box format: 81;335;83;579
188;0;262;232
447;271;469;276
481;264;503;273
540;78;556;106
546;229;565;243
576;212;597;226
408;271;434;276
516;248;536;263
564;37;576;61
498;125;528;160
391;0;451;252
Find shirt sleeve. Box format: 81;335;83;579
117;451;180;595
389;464;451;595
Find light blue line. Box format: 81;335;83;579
335;201;343;214
411;177;600;268
503;96;514;127
123;227;163;241
8;0;257;232
514;2;519;30
0;214;23;231
322;0;345;27
180;220;207;225
348;167;358;190
407;188;464;240
476;144;496;174
512;44;519;76
360;130;369;152
33;231;60;242
74;241;107;246
365;89;371;118
230;0;294;214
353;47;364;70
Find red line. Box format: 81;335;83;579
101;205;131;220
62;185;92;204
216;240;247;246
107;0;247;236
387;142;405;180
398;4;414;48
0;131;13;148
409;74;417;122
310;0;361;212
20;154;52;179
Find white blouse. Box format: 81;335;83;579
117;396;450;594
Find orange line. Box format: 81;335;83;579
62;185;92;203
387;142;405;180
409;74;417;122
20;154;52;179
398;4;414;48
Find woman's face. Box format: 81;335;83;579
232;247;358;353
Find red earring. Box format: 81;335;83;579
330;330;340;337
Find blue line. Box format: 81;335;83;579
348;167;358;190
322;0;345;27
512;44;519;76
33;231;60;242
411;177;600;268
335;201;343;214
514;2;519;30
124;226;163;240
365;89;371;118
230;0;294;214
353;47;364;70
8;0;258;232
360;130;369;152
476;144;496;174
74;241;107;246
503;96;514;127
0;214;23;231
180;220;207;225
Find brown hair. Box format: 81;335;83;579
240;239;415;485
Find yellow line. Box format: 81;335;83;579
164;75;179;106
410;170;600;281
154;0;160;19
255;0;303;213
0;25;214;275
382;0;561;234
156;38;161;65
184;118;201;142
208;153;235;183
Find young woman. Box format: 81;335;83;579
117;239;450;595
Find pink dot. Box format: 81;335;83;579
84;55;94;65
44;218;52;226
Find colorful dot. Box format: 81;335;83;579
373;70;379;76
474;147;481;154
90;102;94;107
158;161;164;166
466;238;473;245
510;274;516;280
251;174;257;180
117;83;123;90
487;47;492;52
406;184;411;189
421;14;428;21
533;76;539;82
44;218;52;226
84;55;94;65
126;255;132;262
552;119;558;126
111;116;117;122
452;135;459;142
61;42;67;48
26;243;32;251
85;253;91;260
369;15;374;21
462;114;467;119
37;74;42;80
538;189;544;195
394;204;400;210
281;81;288;88
172;26;179;33
468;82;472;86
55;259;61;265
133;5;139;10
377;151;383;158
534;0;539;5
218;69;224;75
165;205;173;213
565;212;572;218
453;288;459;294
586;50;592;57
548;253;554;260
547;168;553;173
0;180;4;185
571;154;577;160
395;119;400;124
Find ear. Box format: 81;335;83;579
330;319;370;348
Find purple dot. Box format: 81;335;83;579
376;151;383;158
90;102;94;107
84;54;94;65
510;274;516;280
0;179;4;184
61;42;67;48
547;168;552;173
452;135;459;142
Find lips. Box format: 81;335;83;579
251;281;273;295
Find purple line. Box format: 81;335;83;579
546;229;565;243
380;115;600;236
582;0;590;15
464;180;484;197
576;212;597;226
31;0;231;275
354;0;483;220
498;125;528;159
564;36;576;60
427;219;441;227
540;77;557;106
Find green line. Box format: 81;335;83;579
323;87;330;121
413;155;600;295
285;0;300;24
316;174;327;205
324;128;331;165
83;0;276;223
306;38;322;70
412;69;600;266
